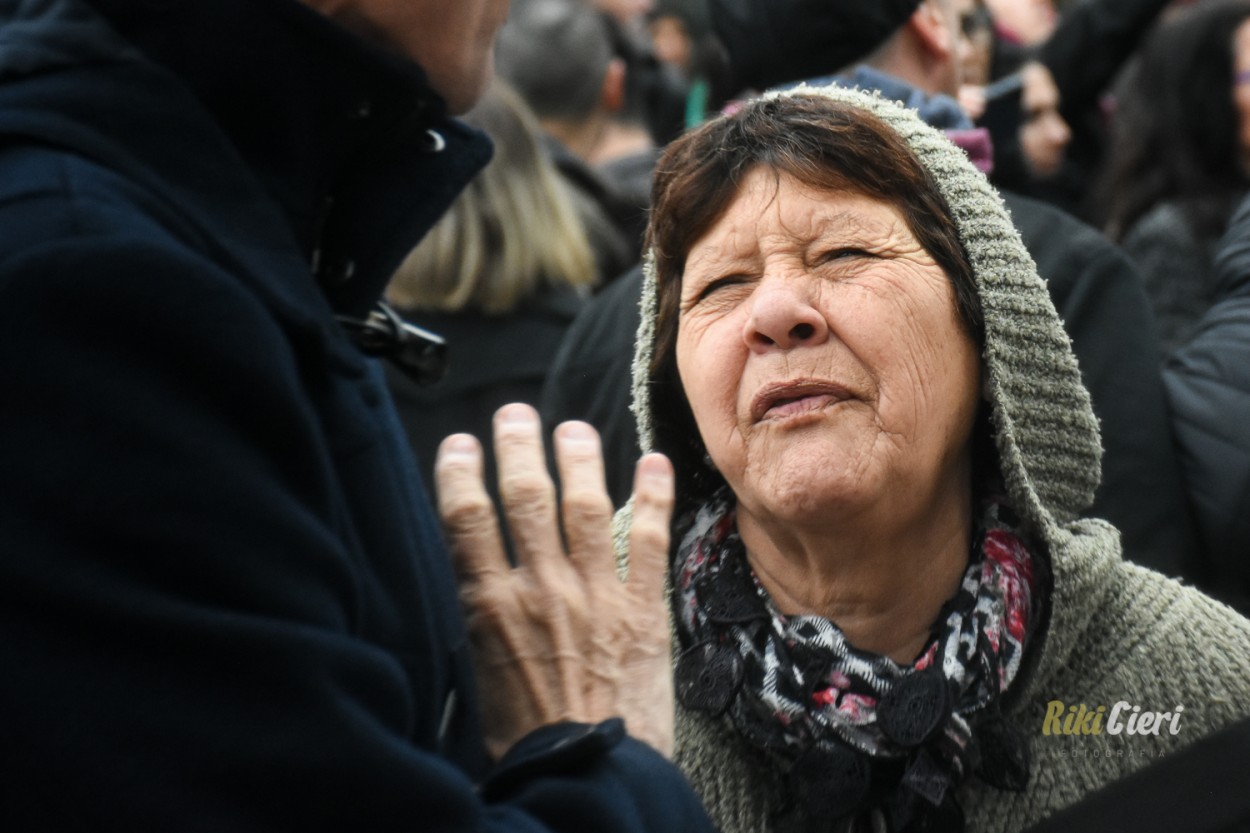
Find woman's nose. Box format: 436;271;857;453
744;280;830;353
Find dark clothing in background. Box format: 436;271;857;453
541;264;646;510
388;289;585;499
1006;191;1198;575
597;147;663;256
1021;715;1250;833
545;136;638;283
1165;193;1250;614
1122;201;1225;355
542;193;1199;577
0;1;718;830
708;0;921;93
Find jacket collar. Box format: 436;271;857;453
80;0;493;316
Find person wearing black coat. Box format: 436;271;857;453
0;0;718;830
1165;192;1250;614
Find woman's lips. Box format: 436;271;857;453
751;382;852;422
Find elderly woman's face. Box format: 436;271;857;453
675;168;981;526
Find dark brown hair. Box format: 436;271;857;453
645;94;983;508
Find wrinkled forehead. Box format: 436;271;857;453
684;169;913;260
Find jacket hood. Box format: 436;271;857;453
617;83;1122;701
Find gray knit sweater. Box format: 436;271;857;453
613;85;1250;832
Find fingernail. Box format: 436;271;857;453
638;454;673;482
442;435;478;455
558;421;596;442
497;403;536;425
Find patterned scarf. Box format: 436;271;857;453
673;487;1037;833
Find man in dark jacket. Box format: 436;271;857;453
0;0;718;830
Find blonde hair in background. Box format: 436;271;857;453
387;80;597;315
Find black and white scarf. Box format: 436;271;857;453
673;487;1038;833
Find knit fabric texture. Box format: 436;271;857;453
611;84;1250;832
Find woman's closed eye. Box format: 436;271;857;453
817;246;879;264
691;273;753;303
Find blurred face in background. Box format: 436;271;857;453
956;0;995;87
1236;17;1250;170
984;0;1057;45
649;14;694;75
1019;61;1071;177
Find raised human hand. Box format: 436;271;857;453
435;403;676;760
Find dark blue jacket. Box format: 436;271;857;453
0;1;715;830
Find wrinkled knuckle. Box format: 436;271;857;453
440;494;495;534
630;522;669;554
464;582;517;623
500;473;554;509
535;574;588;612
529;566;579;596
562;488;613;523
493;423;540;456
632;486;674;516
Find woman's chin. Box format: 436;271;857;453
735;458;880;527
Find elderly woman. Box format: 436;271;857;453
611;85;1250;832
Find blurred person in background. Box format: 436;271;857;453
646;0;731;128
971;0;1173;215
1014;61;1071;179
984;0;1057;45
1029;0;1174;214
385;80;597;500
595;14;668;248
961;0;995;86
1092;0;1250;354
495;0;639;280
587;0;691;146
977;60;1075;208
956;0;995;117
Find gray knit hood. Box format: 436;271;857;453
616;82;1123;709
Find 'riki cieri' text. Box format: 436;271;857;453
1041;700;1183;736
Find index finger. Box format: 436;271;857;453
435;433;508;583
